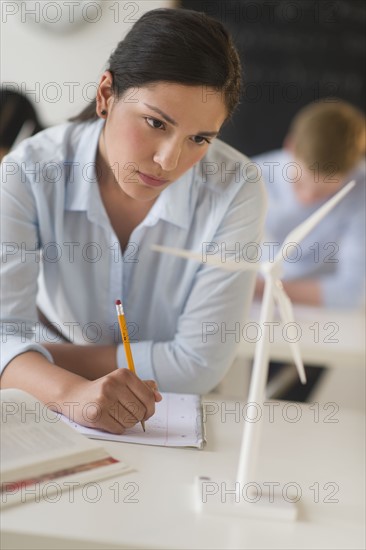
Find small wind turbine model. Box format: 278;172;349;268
152;180;355;521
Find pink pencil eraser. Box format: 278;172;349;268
115;299;121;305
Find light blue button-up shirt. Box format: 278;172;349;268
1;119;266;393
253;149;366;308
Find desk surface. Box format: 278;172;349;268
238;304;365;368
2;394;365;550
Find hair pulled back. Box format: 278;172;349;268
71;8;242;122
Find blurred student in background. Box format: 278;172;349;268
0;88;44;162
254;99;365;308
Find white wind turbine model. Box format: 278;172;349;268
152;180;355;521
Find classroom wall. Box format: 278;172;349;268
1;0;173;126
181;0;366;157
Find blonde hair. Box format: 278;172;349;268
288;99;365;174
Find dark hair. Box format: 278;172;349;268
70;8;242;123
0;89;43;149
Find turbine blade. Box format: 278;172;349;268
151;244;259;273
273;281;307;384
275;180;355;264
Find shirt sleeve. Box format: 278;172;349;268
319;210;366;308
117;174;267;394
0;155;54;373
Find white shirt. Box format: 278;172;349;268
0;119;266;393
253;149;366;308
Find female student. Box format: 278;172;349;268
0;8;266;433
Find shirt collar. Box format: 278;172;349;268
143;166;195;230
65;118;105;212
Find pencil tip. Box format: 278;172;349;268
141;420;146;432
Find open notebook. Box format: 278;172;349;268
61;393;206;449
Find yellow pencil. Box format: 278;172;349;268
115;299;145;432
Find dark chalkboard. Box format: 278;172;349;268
180;0;366;156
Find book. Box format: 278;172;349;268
61;392;206;449
0;389;131;508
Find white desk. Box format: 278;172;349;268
238;303;365;368
1;394;365;550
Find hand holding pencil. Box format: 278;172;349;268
115;299;161;431
40;300;161;434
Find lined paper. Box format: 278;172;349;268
61;393;205;449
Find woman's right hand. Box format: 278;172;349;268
58;369;162;434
